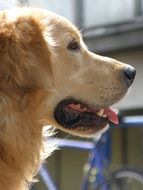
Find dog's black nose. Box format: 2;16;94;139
123;66;136;85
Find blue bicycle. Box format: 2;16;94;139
31;129;143;190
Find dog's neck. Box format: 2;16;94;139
0;87;47;190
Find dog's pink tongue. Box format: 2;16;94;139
104;108;119;125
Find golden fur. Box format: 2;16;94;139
0;8;134;190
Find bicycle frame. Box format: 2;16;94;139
81;138;111;190
39;132;111;190
38;115;143;190
39;139;95;190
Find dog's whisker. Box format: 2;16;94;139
82;31;90;38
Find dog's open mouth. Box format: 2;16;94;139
54;99;118;133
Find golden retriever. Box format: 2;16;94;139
0;7;136;190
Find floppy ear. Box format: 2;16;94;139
0;24;32;87
15;17;44;42
0;12;53;90
15;17;54;83
16;17;54;82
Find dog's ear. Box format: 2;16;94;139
15;17;44;42
0;16;44;51
0;13;53;89
0;22;33;86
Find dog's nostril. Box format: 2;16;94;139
123;66;136;84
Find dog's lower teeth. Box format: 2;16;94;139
96;109;104;116
102;114;107;118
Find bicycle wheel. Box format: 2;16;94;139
107;168;143;190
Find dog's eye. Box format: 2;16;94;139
67;40;80;51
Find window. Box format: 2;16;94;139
83;0;135;27
28;0;76;23
19;0;143;28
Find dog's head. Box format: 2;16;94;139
0;8;136;137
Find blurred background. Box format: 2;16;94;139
1;0;143;190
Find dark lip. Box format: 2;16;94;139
54;98;108;131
